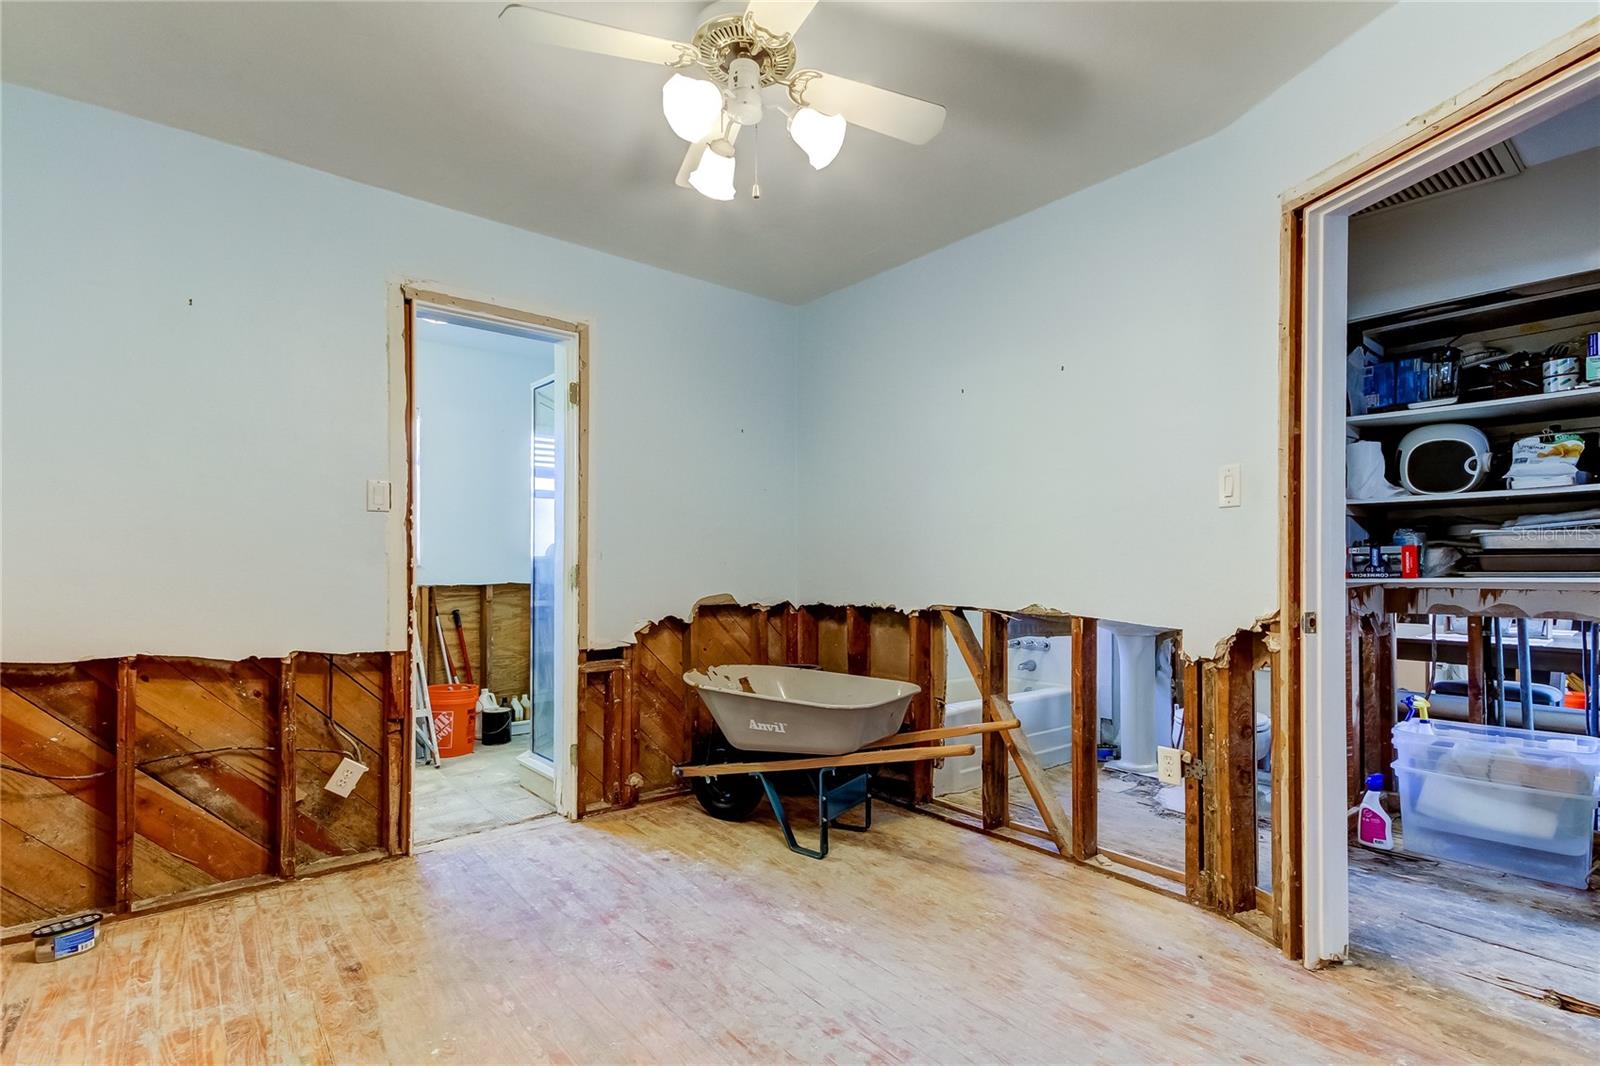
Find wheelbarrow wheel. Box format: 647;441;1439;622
690;735;763;822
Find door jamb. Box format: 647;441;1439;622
1278;22;1600;967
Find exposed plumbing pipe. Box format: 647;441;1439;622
1516;618;1534;736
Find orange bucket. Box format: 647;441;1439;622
428;684;479;758
1564;690;1587;710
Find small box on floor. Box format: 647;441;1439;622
31;912;102;962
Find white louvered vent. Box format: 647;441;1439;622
1355;141;1525;217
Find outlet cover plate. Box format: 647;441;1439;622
1157;746;1185;785
324;757;368;797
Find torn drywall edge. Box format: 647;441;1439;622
605;594;1282;669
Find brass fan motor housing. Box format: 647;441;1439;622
686;12;797;88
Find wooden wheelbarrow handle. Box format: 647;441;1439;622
676;743;975;779
860;719;1020;749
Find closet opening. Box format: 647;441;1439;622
1284;36;1598;1034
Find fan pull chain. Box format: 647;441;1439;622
751;124;761;200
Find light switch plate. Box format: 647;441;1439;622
366;479;392;512
1157;746;1186;785
324;757;368;798
1218;463;1241;508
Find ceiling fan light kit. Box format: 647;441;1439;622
502;2;945;202
687;138;738;201
662;72;724;143
787;106;846;170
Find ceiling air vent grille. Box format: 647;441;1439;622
1355;141;1525;217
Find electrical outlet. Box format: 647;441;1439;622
366;479;392;512
1218;463;1241;508
324;757;368;798
1157;746;1186;785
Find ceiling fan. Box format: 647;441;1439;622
500;1;947;202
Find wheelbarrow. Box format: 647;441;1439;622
675;665;1015;859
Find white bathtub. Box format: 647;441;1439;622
932;677;1071;796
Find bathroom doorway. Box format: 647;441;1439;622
399;288;586;846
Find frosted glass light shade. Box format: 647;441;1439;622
662;74;723;143
688;141;736;201
788;107;846;170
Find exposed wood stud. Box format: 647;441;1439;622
480;586;493;693
845;606;870;675
620;647;639;807
907;611;934;804
1182;658;1206;904
1357;616;1383;793
1465;615;1486;724
941;610;985;686
1266;629;1300;954
1070;616;1098;861
603;666;624;807
1210;638;1257;915
980;612;1009;831
783;606;801;665
381;652;406;854
681;622;699;760
276;657;298;878
753;608;770;666
1376;617;1397;781
988;695;1070;853
113;657;136;911
1346;610;1361;808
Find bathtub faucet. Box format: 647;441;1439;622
1017;659;1038;673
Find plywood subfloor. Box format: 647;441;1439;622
1348;837;1600;1049
2;798;1591;1064
411;741;555;846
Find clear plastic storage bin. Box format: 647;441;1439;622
1392;718;1600;888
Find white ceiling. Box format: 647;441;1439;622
1;1;1387;303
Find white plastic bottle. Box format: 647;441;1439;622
1356;772;1394;850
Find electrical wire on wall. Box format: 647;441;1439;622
2;653;378;782
1;745;352;781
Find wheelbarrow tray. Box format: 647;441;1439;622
684;665;919;755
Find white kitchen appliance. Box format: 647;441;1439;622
1396;423;1491;495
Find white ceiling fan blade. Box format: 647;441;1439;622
500;5;687;66
745;1;818;39
796;73;946;146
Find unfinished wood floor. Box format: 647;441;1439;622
2;800;1591;1065
1348;838;1600;1048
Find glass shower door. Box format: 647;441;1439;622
530;380;557;761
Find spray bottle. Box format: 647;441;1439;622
1355;772;1394;850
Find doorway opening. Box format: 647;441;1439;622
402;292;585;846
1284;25;1598;1033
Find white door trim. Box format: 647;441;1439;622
1294;54;1600;967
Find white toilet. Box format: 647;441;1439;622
1255;712;1272;764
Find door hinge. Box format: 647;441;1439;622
570;563;579;590
570;743;578;768
568;381;581;406
1183;759;1208;782
1301;611;1318;634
